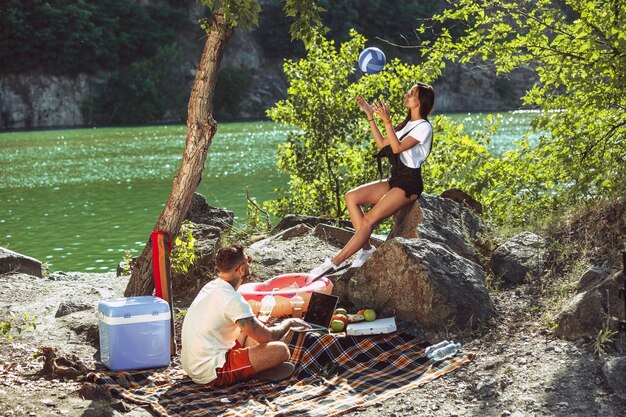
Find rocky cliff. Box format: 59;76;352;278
0;28;537;130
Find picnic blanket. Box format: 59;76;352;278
87;331;475;417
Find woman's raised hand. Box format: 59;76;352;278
356;95;373;119
371;99;391;124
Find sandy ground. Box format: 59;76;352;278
0;271;624;417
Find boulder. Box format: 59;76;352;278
272;214;351;234
55;301;92;318
312;223;384;248
388;200;423;240
440;188;483;214
274;224;312;241
0;246;42;277
247;233;341;282
577;266;614;292
337;238;494;330
602;357;626;401
554;271;625;340
410;194;486;263
184;193;234;231
490;232;548;285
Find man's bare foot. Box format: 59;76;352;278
255;362;295;382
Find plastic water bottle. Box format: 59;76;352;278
424;340;450;358
431;342;462;361
258;289;277;324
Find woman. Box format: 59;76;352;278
309;82;435;277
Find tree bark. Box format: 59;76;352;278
124;13;234;297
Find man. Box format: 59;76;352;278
181;245;309;386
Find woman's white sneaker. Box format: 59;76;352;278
309;258;336;278
350;246;376;268
309;258;349;277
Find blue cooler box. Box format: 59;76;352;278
98;296;171;371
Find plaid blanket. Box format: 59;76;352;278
87;332;475;417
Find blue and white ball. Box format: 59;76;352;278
358;47;386;74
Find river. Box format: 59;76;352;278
0;112;539;272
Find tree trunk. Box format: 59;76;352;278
124;13;234;297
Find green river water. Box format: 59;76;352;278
0;112;538;272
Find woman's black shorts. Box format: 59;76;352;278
389;175;424;198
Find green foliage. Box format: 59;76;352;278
213;68;253;121
200;0;261;30
544;312;559;333
86;44;188;125
119;249;133;276
421;0;626;224
0;0;193;75
246;194;272;234
0;312;38;340
593;323;618;356
200;0;326;41
171;221;197;275
254;0;447;58
267;30;445;218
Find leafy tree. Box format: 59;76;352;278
86;44;188;125
254;0;447;58
0;0;193;75
267;30;445;218
419;0;626;223
213;67;253;120
125;0;326;296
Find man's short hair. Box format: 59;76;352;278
215;245;245;272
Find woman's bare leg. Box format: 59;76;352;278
332;188;417;265
344;180;391;251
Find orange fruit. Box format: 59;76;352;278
332;314;349;327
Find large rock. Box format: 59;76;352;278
339;238;494;330
272;215;351;235
554;271;624;340
490;232;548;285
577;266;613;292
184;193;234;231
0;74;91;129
411;193;486;263
602;357;626;401
388;200;423;240
185;193;235;231
440;188;483;214
241;234;337;287
0;247;42;277
312;223;384;248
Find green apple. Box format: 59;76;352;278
334;308;348;316
363;309;376;322
330;319;345;332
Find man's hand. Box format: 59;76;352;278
279;318;311;331
236;316;311;344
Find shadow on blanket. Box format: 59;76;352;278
87;331;475;417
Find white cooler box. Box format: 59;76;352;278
98;296;171;371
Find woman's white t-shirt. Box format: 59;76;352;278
181;278;254;384
394;119;433;168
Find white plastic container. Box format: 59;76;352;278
346;317;397;336
97;296;171;371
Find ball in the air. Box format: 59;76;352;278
358;47;386;74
